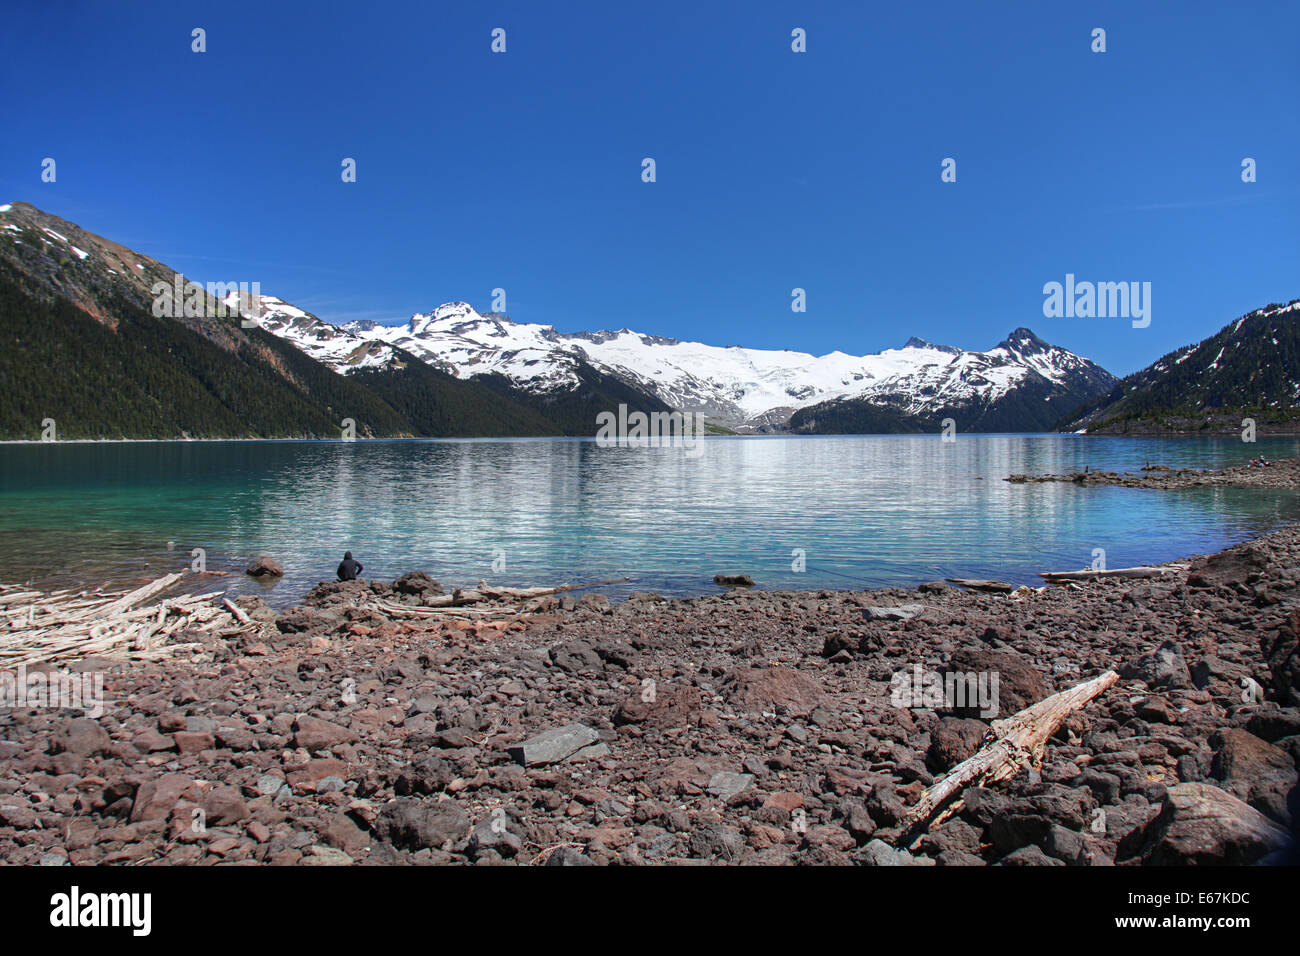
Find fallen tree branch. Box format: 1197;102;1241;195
897;669;1119;848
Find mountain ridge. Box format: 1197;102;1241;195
2;200;1122;437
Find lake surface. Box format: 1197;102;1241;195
0;435;1297;607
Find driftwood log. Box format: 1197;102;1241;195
1040;564;1187;583
898;669;1120;847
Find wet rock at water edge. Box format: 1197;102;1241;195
246;556;284;577
714;574;755;588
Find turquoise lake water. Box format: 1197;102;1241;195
0;435;1296;607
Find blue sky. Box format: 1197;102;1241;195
1;0;1296;375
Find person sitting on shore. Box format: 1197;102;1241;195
337;551;363;581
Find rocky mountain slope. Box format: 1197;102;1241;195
1060;300;1300;435
0;203;596;439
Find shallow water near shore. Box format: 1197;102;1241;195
0;434;1297;607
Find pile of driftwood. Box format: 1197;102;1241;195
0;573;260;668
364;577;631;624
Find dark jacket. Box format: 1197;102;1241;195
337;552;363;581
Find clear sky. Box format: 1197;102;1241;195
1;0;1296;375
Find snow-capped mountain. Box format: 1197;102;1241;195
248;300;1116;432
0;199;1116;436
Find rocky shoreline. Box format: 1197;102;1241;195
1007;456;1300;490
3;517;1300;867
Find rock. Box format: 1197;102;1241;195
858;838;916;866
1134;696;1177;724
862;604;926;622
245;556;284;577
1191;656;1250;694
549;642;603;674
1209;728;1298;825
395;755;457;796
707;772;754;801
172;731;214;754
129;773;199;823
324;813;371;856
1245;705;1300;742
255;773;285;797
467;817;523;859
1117;782;1291;865
375;798;469;850
202;786;249;826
722;666;825;716
393;571;443;596
612;685;702;729
713;574;755;588
944;647;1050;718
53;718;111;756
1121;640;1194;690
688;824;745;861
946;579;1015;594
545;846;595;866
303;846;354;866
1187;546;1266;589
926;717;990;772
996;845;1065;866
1264;610;1300;707
293;715;359;751
507;723;600;766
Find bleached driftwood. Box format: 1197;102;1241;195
0;574;255;667
897;669;1120;847
1040;564;1188;583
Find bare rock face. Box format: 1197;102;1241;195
722;666;825;716
245;556;284;578
1117;782;1291;865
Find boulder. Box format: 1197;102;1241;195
52;718;111;757
1121;639;1193;690
245;556;284;577
507;723;600;766
926;717;990;773
375;798;469;850
293;715;359;751
943;647;1050;718
1187;546;1267;589
713;574;755;588
1209;728;1298;826
1117;782;1291;865
722;666;825;716
612;685;702;729
393;571;443;596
